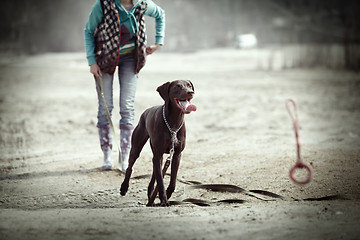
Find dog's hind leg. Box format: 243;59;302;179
146;154;162;206
120;125;149;196
147;170;156;205
146;152;169;206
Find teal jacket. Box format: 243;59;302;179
84;0;165;66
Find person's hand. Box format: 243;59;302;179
90;64;102;78
146;44;161;55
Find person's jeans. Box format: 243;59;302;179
95;52;138;128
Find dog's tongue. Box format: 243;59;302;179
179;100;197;112
186;104;197;112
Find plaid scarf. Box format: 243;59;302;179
94;0;148;75
134;1;147;73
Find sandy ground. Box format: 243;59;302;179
0;49;359;240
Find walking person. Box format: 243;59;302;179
84;0;165;171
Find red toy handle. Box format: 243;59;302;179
286;99;313;185
289;162;312;185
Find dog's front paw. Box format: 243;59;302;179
158;192;170;207
160;200;170;207
120;182;129;196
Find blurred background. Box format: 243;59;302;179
0;2;359;237
0;0;359;70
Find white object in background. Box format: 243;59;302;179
236;34;258;49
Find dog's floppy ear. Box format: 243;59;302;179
157;81;171;103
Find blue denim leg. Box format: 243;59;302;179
118;53;138;126
95;73;114;128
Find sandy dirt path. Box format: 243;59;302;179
0;49;359;240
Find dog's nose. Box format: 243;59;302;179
187;90;194;95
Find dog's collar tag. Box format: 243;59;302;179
171;132;177;145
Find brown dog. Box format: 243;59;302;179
120;80;196;206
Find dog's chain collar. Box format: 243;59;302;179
162;105;184;157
